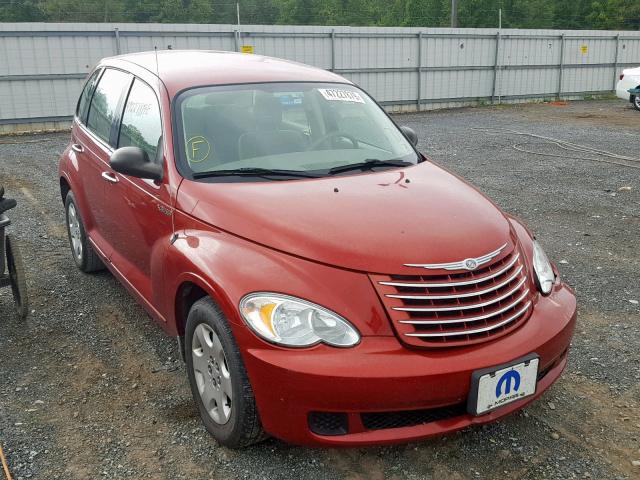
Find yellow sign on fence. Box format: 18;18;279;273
580;44;588;55
241;45;254;54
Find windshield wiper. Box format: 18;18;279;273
192;167;321;180
327;159;411;175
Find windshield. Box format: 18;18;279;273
175;82;418;179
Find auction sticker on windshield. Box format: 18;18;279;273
468;354;539;415
318;88;365;103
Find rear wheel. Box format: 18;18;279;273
633;95;640;111
64;191;103;273
185;297;266;448
6;234;28;319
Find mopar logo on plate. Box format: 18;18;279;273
495;370;521;398
472;357;539;415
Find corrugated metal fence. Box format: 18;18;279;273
1;23;640;133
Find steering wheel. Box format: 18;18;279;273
306;132;359;151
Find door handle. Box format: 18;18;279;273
71;143;84;153
101;172;119;184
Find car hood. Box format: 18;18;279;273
176;161;515;274
623;66;640;77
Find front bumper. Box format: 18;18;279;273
616;88;631;101
241;283;576;446
616;78;637;101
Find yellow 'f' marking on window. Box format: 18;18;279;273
186;136;211;163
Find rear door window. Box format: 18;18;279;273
76;69;102;124
86;68;132;146
118;79;162;163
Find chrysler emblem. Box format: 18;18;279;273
464;258;478;270
403;243;508;271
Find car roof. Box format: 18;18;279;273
105;50;350;97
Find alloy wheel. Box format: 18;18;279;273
191;323;233;425
67;202;83;260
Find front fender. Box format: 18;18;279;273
162;213;395;340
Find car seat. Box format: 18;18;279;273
182;93;250;173
238;95;308;160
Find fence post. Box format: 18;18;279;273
416;32;422;112
612;33;621;90
558;33;565;100
234;30;240;52
114;27;121;55
330;29;336;72
491;31;501;104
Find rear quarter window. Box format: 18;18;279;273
75;69;102;124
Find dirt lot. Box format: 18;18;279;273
0;99;639;480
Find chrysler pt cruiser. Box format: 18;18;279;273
59;50;576;447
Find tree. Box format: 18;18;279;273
551;0;592;29
39;0;127;22
400;0;450;27
0;0;638;30
0;0;45;21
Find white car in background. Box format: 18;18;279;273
616;67;640;111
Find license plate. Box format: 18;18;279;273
468;354;539;415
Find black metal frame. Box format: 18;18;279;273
0;214;9;287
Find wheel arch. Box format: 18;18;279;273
171;272;238;361
174;280;208;338
59;176;71;203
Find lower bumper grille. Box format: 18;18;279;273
371;244;535;348
308;404;466;436
308;412;348;436
361;403;467;431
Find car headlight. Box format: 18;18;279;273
532;240;555;295
239;293;361;348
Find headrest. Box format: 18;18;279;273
253;95;283;129
204;92;239;106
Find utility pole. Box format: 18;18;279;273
499;8;502;29
236;2;241;51
451;0;458;28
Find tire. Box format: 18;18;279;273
5;234;28;319
633;95;640;111
185;297;266;448
64;191;103;273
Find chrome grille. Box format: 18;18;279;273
371;246;534;348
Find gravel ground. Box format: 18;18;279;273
0;99;639;480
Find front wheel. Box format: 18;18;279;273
185;297;266;448
6;234;28;319
633;95;640;111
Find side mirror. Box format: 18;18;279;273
110;147;163;181
400;126;418;147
